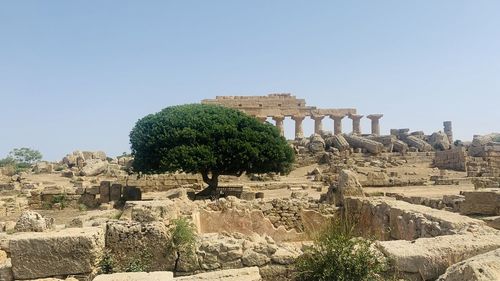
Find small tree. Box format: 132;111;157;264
295;218;385;281
8;147;43;166
130;104;294;196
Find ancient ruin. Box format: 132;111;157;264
1;94;499;281
202;93;383;138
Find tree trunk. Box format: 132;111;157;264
196;171;219;199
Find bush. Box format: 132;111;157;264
51;194;67;209
294;217;385;281
168;217;197;275
99;253;114;274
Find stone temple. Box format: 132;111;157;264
202;93;384;138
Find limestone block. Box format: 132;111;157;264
123;186;142;201
344;134;384;154
105;221;172;272
460;189;500;216
345;197;487;241
14;211;54;232
378;234;500;281
325;134;350;151
175;267;262;281
80;159;108;176
122;200;179;223
9;227;104;280
78;193;99;209
335;169;364;206
85;186;100;195
0;257;13;281
110;184;122;201
93;271;174;281
437;248;500;281
404;136;433;152
99;181;111;203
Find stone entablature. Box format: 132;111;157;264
202;93;383;138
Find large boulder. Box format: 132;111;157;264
325;134;350;151
80;159;108;176
14;211;54;232
335;170;364;206
404;135;433;152
428;132;451;151
344;134;384;154
437;248;500;281
9;227;105;280
61;151;85;168
377;233;500;281
469;133;500;157
307;134;325;153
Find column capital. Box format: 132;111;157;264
291;115;306;121
348;114;364;120
311;114;325;121
329;114;346;120
367;114;383;120
272;115;285;121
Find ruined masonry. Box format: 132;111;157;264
202;93;383;138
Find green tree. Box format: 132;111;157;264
8;147;43;166
130;104;294;196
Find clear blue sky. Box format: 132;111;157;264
1;1;499;161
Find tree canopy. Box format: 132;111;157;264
130;104;294;194
7;148;43;166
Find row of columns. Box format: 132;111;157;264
257;114;383;139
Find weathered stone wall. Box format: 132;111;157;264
344;197;485;241
467;152;500;177
103;220;301;281
28;182;142;210
460;189;500;216
116;174;203;192
203;197;336;234
433;147;467;171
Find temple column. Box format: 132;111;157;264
272;115;285;136
330;115;345;135
443;121;453;144
292;115;305;139
348;114;363;135
256;116;267;123
312;115;325;134
367;114;383;136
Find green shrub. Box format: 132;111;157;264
168;217;197;274
51;194;67;209
99;253;114;274
294;217;385;281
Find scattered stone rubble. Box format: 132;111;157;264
2;132;500;280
